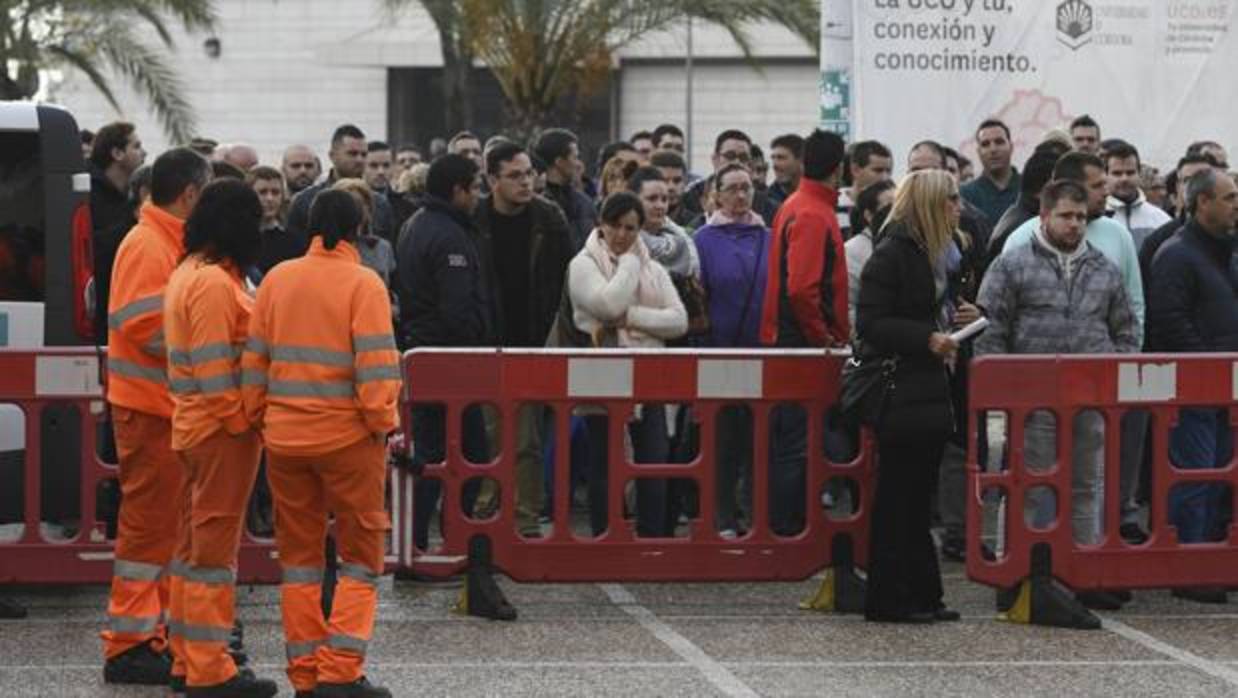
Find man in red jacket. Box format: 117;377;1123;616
759;129;848;535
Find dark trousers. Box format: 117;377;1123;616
412;405;487;550
768;404;807;535
865;427;948;620
716;406;753;531
585;405;670;537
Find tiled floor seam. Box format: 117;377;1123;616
598;583;760;698
1101;616;1238;688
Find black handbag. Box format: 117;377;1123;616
838;346;898;428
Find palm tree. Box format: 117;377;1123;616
384;0;819;136
0;0;217;143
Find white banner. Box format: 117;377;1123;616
844;0;1237;171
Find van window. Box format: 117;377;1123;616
0;131;45;302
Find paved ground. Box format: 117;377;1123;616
4;555;1238;698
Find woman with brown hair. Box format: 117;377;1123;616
857;169;970;624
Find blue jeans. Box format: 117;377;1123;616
1168;408;1231;544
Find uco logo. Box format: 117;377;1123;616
1057;0;1094;50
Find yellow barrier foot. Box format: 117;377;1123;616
798;534;866;614
995;544;1100;630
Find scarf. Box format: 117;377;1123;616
707;209;765;228
584;229;667;347
640;220;696;278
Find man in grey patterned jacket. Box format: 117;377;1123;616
975;179;1139;609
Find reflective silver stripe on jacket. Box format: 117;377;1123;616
108;294;163;330
245;337;270;357
108;358;168;384
184;566;236;585
267;381;354;399
169;372;240;396
355;365;401;383
270;345;354;367
353;334;396;352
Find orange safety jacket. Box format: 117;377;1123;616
242;237;401;456
107;204;186;417
164;255;255;451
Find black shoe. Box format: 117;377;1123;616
939;536;966;563
314;676;393;698
0;597;26;619
1119;523;1149;545
1172;587;1229;604
392;568;464;588
932;607;961;622
186;670;278;698
1076;590;1124;611
103;641;171;685
296;693;315;698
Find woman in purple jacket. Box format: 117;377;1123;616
693;163;770;537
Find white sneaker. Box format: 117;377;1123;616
719;528;738;540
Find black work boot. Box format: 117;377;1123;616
187;668;278;698
103;640;171;685
314;676;393;698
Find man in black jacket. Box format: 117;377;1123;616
534;128;597;251
475;142;574;536
1148;168;1238;604
1139;153;1221;311
89;122;147;344
396;154;492;567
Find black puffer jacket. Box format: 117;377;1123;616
857;222;953;439
396;196;494;350
1147;220;1238;352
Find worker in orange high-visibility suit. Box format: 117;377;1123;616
242;189;400;698
164;179;279;698
103;148;211;687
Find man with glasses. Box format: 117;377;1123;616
474;142;574;538
680;129;779;226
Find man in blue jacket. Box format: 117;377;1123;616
395;154;492;576
1147;168;1238;605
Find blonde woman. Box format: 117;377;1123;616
856;169;969;624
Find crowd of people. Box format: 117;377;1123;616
81;113;1238;695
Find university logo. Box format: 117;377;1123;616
1057;0;1094;50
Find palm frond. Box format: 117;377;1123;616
97;24;197;143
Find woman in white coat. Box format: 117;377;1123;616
569;191;687;537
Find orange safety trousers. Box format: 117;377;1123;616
166;430;262;687
101;407;185;660
268;437;388;693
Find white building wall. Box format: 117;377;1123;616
619;61;819;175
47;1;818;173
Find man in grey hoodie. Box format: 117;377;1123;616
976;179;1140;610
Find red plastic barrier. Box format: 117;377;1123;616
398;348;871;584
966;354;1238;592
0;349;284;584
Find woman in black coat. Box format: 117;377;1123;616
857;169;970;623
